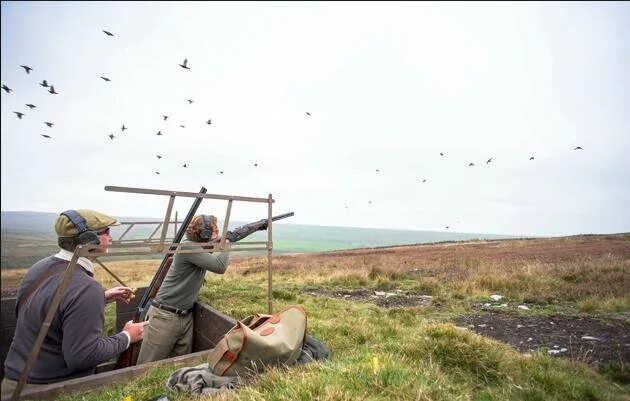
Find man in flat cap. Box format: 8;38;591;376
1;209;149;394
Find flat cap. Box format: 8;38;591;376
55;209;120;237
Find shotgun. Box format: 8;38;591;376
114;186;207;369
218;211;294;243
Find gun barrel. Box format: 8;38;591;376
271;212;294;222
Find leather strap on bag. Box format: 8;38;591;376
15;260;69;316
208;321;248;376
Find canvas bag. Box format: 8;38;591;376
207;305;307;377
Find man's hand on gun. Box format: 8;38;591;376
123;320;149;344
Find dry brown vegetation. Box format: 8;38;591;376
232;234;630;308
3;234;629;309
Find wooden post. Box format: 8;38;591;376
267;194;273;314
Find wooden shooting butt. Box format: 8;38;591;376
0;289;236;400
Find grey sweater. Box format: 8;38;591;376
155;246;230;310
3;256;128;384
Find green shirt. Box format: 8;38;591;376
155;246;230;310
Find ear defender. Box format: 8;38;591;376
60;210;101;245
199;215;213;241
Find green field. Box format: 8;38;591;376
1;211;517;269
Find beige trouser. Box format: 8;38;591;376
136;305;194;364
1;378;47;398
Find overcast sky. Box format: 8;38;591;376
1;1;629;236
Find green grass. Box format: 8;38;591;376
56;276;628;401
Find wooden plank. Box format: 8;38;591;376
1;298;16;327
191;302;235;352
1;327;15;380
104;186;272;203
0;350;213;401
1;299;17;379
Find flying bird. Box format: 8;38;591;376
103;30;114;36
306;112;311;116
486;157;492;164
121;124;127;132
529;156;535;160
14;112;24;119
445;226;450;230
108;134;115;140
182;163;187;168
44;122;53;127
375;169;380;172
156;131;162;136
440;152;444;157
156;155;162;159
422;179;426;183
25;104;36;109
468;163;475;167
41;134;51;139
20;65;32;74
187;99;194;104
155;171;160;175
179;58;190;69
39;80;49;87
48;86;58;94
574;146;583;150
1;84;12;93
100;76;111;82
180;125;186;128
206;119;212;125
254;162;258;167
219;171;224;175
162;115;168;121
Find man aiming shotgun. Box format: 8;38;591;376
117;201;294;366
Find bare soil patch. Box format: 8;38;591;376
454;312;630;367
305;286;629;367
303;288;435;308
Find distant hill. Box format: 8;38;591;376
1;211;181;237
1;211;518;269
1;211;59;235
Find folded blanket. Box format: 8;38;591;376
166;363;240;395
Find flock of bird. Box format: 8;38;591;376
1;30;281;175
2;29;586;231
4;73;57;138
374;148;583;184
